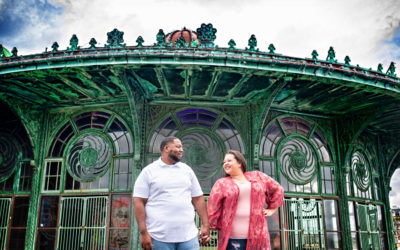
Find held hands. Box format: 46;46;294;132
263;208;278;217
199;224;211;245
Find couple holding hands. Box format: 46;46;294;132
133;136;284;250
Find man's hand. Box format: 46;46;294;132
192;195;211;245
139;231;153;250
199;224;211;245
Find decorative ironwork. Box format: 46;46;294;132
155;29;166;47
51;42;59;52
67;34;79;51
377;63;383;73
58;196;108;249
136;36;144;47
387;62;396;77
0;133;20;182
326;46;337;63
181;132;222;181
89;38;97;49
311;50;319;60
175;36;188;48
268;43;276;53
66;132;112;182
228;39;236;49
196;23;217;48
279;137;317;185
0;198;11;249
11;47;18;57
105;28;126;48
351;150;370;191
344;56;351;65
247;34;258;52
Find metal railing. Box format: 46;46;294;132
57;196;108;250
0;198;11;250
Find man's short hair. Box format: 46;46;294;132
160;136;179;152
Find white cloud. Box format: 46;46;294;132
390;169;400;208
4;0;400;69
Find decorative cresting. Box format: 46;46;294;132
66;131;112;182
196;23;217;48
351;150;371;191
278;136;317;185
0;133;21;182
181;132;223;181
105;28;126;48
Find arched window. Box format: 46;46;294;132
148;108;244;192
37;111;134;249
44;111;134;192
259;116;335;194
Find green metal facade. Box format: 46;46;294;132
0;24;400;249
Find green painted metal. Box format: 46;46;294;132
57;196;108;249
0;198;11;249
357;204;381;250
0;23;399;250
282;199;325;249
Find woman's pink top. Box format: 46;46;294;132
207;171;284;250
230;181;251;239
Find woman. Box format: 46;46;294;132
207;150;284;250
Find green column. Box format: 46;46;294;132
383;179;396;250
377;136;396;250
24;111;49;250
335;120;353;250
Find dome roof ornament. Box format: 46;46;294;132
165;27;199;47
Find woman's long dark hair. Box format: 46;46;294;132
224;150;247;176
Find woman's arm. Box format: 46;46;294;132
259;171;284;210
207;180;225;230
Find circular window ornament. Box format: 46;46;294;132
0;133;21;182
66;131;112;182
278;136;317;185
181;132;223;181
351;150;370;191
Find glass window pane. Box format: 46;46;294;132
269;231;281;250
39;196;59;228
326;232;341;249
110;195;131;228
348;201;356;231
351;232;359;249
377;205;385;231
12;197;29;227
109;229;130;249
9;229;26;250
267;209;280;230
35;229;56;249
324;200;339;231
380;234;388;250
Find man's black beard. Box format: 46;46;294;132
169;154;181;163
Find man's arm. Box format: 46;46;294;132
192;195;211;245
133;197;152;250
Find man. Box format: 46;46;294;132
133;136;210;250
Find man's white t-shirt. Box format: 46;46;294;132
133;158;203;242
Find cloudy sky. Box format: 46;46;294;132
1;0;400;205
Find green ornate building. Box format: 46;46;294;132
0;23;399;249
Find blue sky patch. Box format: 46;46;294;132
0;0;64;48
